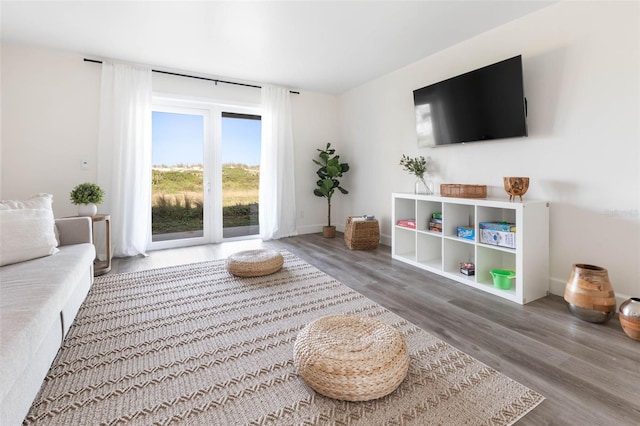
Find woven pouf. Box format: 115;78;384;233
225;249;284;277
293;314;409;401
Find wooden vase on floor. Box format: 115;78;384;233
564;264;616;323
619;298;640;341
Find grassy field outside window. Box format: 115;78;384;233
151;164;258;235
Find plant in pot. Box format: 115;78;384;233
313;143;350;238
399;154;434;195
70;182;104;217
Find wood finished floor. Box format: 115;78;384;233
110;233;639;426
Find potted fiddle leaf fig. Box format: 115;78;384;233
313;143;350;238
70;182;104;217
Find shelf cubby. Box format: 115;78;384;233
394;197;416;223
477;206;516;226
417;233;443;270
393;226;416;261
476;245;516;287
442;202;475;238
443;238;475;279
416;200;442;232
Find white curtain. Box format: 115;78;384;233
259;85;297;240
97;62;152;257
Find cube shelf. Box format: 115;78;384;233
391;193;549;304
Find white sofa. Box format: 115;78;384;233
0;217;96;425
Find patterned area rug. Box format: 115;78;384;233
25;251;543;425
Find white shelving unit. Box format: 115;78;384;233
392;193;549;304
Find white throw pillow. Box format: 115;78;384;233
0;194;59;266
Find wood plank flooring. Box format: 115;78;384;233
110;233;639;426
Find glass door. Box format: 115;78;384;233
221;112;261;239
149;98;261;249
150;106;211;248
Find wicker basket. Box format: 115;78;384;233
293;314;409;401
440;184;487;199
225;249;284;277
344;216;379;250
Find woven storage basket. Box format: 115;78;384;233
344;217;380;250
293;314;409;401
440;184;487;199
225;249;284;277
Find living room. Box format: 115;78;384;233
1;1;638;425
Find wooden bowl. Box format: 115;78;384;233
503;177;529;201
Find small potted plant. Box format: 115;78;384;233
313;143;350;238
70;182;104;217
399;154;434;194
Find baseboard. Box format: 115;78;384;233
296;224;346;235
296;225;324;235
297;225;391;247
549;276;633;306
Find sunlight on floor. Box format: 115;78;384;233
110;239;268;274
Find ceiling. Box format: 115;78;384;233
1;1;555;94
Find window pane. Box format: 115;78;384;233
221;113;261;238
151;111;205;242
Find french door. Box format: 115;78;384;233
149;97;261;250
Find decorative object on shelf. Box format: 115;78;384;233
440;184;486;199
456;227;475;241
479;222;516;249
428;213;442;233
491;269;516;290
503;177;530;202
70;182;104;217
619;297;640;341
414;179;432;195
396;219;416;229
313;143;350;238
460;262;475;276
564;264;616;323
399;154;434;195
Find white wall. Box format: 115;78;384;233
339;1;640;301
291;92;343;233
1;45;101;217
1;44;340;232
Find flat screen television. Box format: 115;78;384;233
413;55;527;147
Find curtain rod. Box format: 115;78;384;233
84;58;300;94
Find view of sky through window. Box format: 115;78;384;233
152;111;261;166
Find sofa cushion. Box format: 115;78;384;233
0;243;95;405
0;194;59;266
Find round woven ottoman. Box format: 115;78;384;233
225;249;284;277
293;314;409;401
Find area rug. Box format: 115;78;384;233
25;251;543;425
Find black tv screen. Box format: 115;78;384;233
413;55;527;147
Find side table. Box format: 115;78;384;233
91;214;111;276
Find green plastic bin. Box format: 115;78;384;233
490;269;516;290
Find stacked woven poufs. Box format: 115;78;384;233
293;314;409;401
225;249;284;277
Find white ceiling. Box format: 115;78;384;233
1;1;554;94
